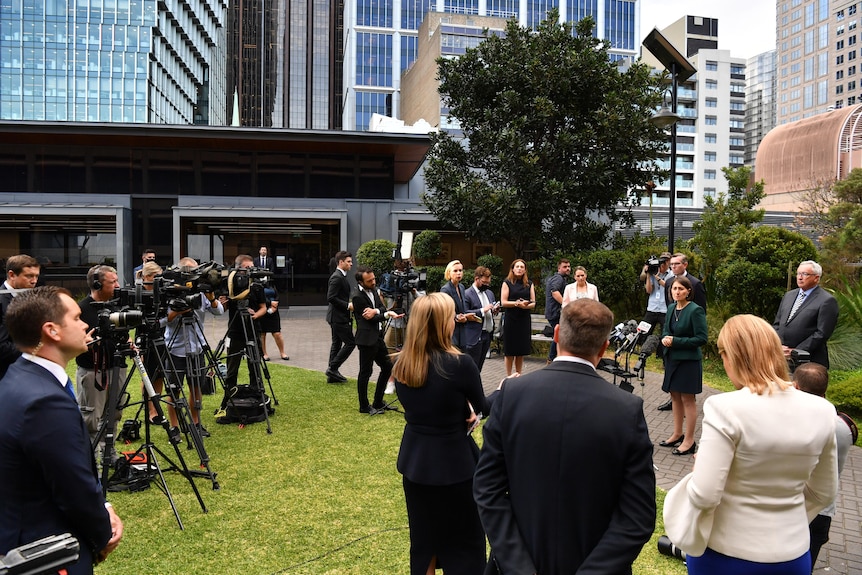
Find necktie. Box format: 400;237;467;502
478;288;493;332
64;377;76;401
261;257;265;268
787;290;806;322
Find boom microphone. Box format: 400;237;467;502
633;335;661;372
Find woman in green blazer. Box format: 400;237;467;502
658;276;708;456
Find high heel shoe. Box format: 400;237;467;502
659;435;684;448
672;442;697;456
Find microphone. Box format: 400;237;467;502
633;335;662;372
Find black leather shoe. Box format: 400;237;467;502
673;442;697;456
359;406;372;414
659;435;684;448
326;369;347;383
657;399;673;411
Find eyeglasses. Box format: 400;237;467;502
797;272;816;277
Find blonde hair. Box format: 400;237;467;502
391;293;459;387
717;314;790;395
138;261;163;280
444;260;463;281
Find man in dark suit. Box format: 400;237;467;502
0;254;40;380
325;251;355;383
254;246;276;272
463;265;498;371
352;267;401;414
474;299;655;575
773;260;839;369
0;286;123;575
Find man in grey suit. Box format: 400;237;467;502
474;299;656;575
325;251;355;383
773;260;839;369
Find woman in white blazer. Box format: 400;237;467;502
663;314;838;575
561;266;598;306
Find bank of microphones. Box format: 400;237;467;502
633;334;661;373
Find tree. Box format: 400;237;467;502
688;166;765;301
422;12;667;255
714;226;817;319
822;167;862;262
411;230;442;262
355;239;397;279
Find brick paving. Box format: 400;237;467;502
202;307;862;573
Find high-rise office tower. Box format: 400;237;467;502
0;0;228;125
745;50;777;166
775;0;830;125
226;0;344;128
342;0;640;131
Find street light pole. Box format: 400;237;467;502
668;62;678;252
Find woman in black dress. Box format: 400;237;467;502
659;276;707;456
500;258;535;376
393;293;489;575
258;286;288;361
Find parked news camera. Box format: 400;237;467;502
380;267;427;297
159;261;225;312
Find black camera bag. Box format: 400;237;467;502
217;385;272;425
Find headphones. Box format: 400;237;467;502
92;275;102;290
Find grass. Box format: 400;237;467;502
91;363;687;575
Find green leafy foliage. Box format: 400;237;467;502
822;167;862;262
827;280;862;370
423;11;666;255
688;166;765;301
356;239;397;279
411;230;442;261
714;227;817;319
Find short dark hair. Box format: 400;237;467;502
6;254;40;276
7;285;72;349
474;266;491;278
142;249;156;257
557;299;614;358
335;251;352;263
672;275;693;301
354;265;373;283
793;362;829;397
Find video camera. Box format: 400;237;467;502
159;261;226;312
644;255;666;275
379;267;427;297
222;265;272;302
788;348;810;374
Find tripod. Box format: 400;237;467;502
213;294;279;433
94;344;207;529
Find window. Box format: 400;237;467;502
704;170;717;180
838;54;845;65
851;50;858;61
851;5;858;15
850;96;858;104
730;137;744;146
705;152;717;162
706;61;718;71
850;65;857;75
704;187;717;199
838;39;845;49
730;119;745;128
730;101;745;110
849;80;857;90
706;79;718;89
851;35;858;45
705;115;718;125
838;24;845;35
705;133;717;143
705;98;718;108
837;84;845;94
729;154;744;165
838;70;845;80
731;64;745;75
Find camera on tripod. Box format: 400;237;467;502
788;348;811;373
380;267;427;297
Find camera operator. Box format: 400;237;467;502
134;261;168;424
163;258;224;437
640;253;671;410
216;255;267;412
75;265;125;463
639;252;671;343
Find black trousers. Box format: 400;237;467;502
328;320;356;370
357;337;391;410
809;513;832;569
466;331;492;372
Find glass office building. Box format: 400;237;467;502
0;0;228;124
342;0;639;130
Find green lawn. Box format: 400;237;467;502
96;364;686;574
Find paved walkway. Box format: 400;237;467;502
202;307;862;574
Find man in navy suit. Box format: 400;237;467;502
665;252;706;310
463;265;499;371
0;286;123;575
474;299;655;575
773;260;839;369
326;251;355;383
0;254;40;380
352;267;401;414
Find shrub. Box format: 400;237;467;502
827;373;862;416
714;227;817;319
424;266;446;292
412;230;441;261
355;239;397;279
828;281;862;371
